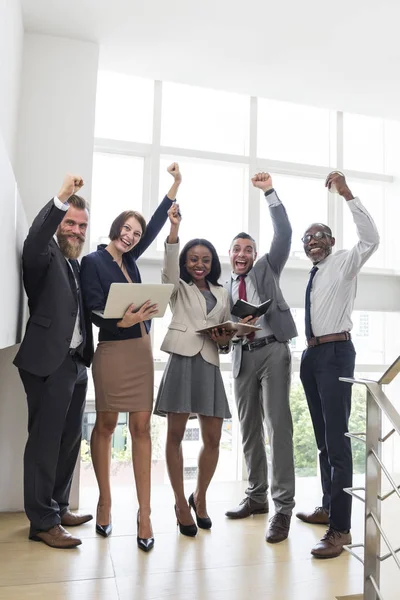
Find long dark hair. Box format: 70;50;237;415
179;239;222;286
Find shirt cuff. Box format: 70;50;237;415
264;189;282;207
54;196;69;211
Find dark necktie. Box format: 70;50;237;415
305;266;318;340
68;260;86;349
238;275;255;342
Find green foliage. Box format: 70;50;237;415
290;382;366;477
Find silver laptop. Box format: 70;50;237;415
93;283;174;319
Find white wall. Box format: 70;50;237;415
0;32;99;512
16;33;99;223
0;0;23;168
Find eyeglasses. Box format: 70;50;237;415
301;231;332;244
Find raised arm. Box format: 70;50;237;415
23;174;84;269
162;203;182;293
132;163;182;259
326;172;380;278
251;172;292;276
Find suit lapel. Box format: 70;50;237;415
190;282;207;318
207;284;224;319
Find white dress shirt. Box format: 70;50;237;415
309;197;380;337
53;196;83;349
230;191;280;339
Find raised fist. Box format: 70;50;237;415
168;202;181;227
325;171;353;199
167;162;182;184
251;172;273;193
58;174;84;203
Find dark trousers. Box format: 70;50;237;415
19;354;88;536
300;340;355;532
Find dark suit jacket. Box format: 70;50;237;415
14;199;94;377
80;194;173;342
228;193;298;378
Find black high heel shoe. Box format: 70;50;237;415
174;505;197;537
188;493;212;529
96;506;112;537
137;511;154;552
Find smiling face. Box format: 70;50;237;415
185;245;213;284
56;206;89;259
229;238;257;275
302;224;335;264
113;216;143;254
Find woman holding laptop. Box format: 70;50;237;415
154;204;233;536
80;163;181;551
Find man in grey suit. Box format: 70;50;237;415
225;172;297;543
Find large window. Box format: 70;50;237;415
86;72;400;489
259;174;327;259
161;82;250;155
157;157;248;256
257;99;334;166
90;152;144;251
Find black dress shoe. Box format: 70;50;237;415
174;505;197;537
265;513;291;543
137;511;154;552
225;497;269;519
96;523;112;537
188;493;212;529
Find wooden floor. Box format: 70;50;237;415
0;477;376;600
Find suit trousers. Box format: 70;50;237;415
300;340;355;532
234;341;295;514
19;354;88;536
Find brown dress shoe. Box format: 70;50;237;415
296;506;329;525
31;524;82;549
61;510;93;527
311;528;352;558
225;497;269;519
265;513;291;543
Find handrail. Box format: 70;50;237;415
339;363;400;600
340;378;400;436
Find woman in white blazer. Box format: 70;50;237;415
154;203;233;537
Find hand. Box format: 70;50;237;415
167;162;182;184
234;314;258;337
117;300;159;328
58;174;84;203
325;171;354;201
168;203;181;227
208;327;235;346
240;315;258;326
251;172;273;193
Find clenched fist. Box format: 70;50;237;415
167;162;182;184
58;174;84;203
251;172;273;193
325;171;354;201
168;203;181;227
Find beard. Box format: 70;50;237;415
57;231;85;259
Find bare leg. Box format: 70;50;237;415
129;411;153;539
166;413;194;526
90;411;119;526
194;415;223;518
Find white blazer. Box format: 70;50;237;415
160;242;231;367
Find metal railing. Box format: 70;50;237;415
340;357;400;600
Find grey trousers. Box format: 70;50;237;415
234;341;295;514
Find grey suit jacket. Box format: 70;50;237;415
228;193;298;378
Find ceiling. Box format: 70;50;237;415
21;0;400;119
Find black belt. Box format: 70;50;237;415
242;335;277;351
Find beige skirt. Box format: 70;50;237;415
92;326;154;413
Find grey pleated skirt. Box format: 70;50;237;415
154;352;231;419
